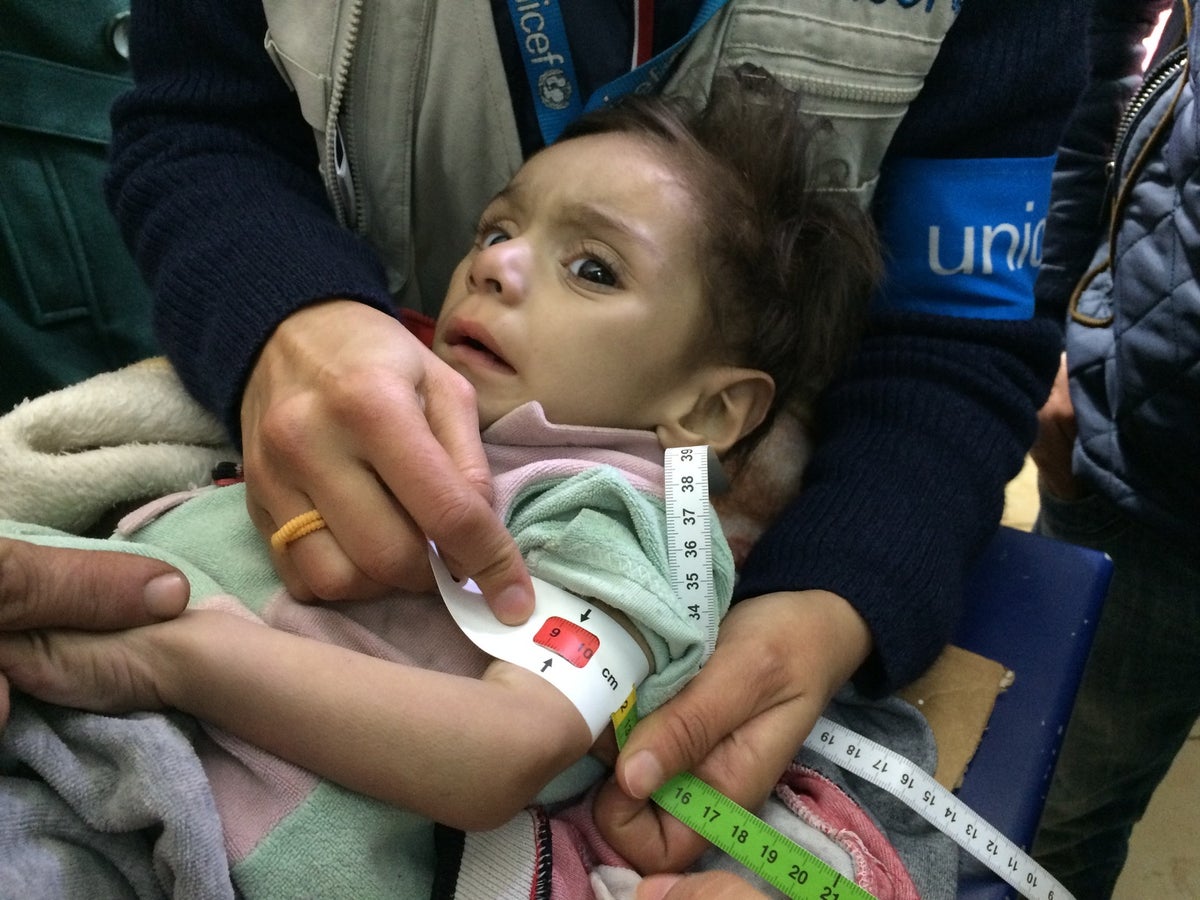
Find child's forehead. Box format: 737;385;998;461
515;131;681;189
495;134;700;229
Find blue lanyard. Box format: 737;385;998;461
506;0;731;145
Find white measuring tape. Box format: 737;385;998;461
663;446;719;658
802;717;1073;900
429;541;650;740
659;446;1074;900
433;447;1074;900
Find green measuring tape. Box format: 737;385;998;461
653;448;1071;900
611;691;877;900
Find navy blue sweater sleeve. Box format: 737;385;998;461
737;0;1100;692
106;0;395;437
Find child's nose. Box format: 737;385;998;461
468;239;529;305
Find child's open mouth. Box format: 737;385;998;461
444;322;516;374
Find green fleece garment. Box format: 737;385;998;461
0;463;733;900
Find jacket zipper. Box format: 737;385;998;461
1071;41;1189;327
325;0;364;230
1107;44;1187;183
1102;43;1188;260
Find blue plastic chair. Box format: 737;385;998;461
952;526;1112;899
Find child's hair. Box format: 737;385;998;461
560;65;881;458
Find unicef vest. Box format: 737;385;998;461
260;0;958;315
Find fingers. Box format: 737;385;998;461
0;626;166;715
241;301;425;599
1036;353;1076;432
246;363;533;619
423;378;537;624
241;301;533;620
1030;352;1081;499
596;641;809;871
249;464;436;602
598;592;872;872
0;539;189;631
616;591;868;800
364;372;534;623
421;363;496;504
616;634;805;802
0;631;59;699
636;873;767;900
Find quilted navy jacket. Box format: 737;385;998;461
1037;0;1198;554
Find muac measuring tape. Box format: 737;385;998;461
434;446;1074;900
612;691;873;899
659;447;1075;900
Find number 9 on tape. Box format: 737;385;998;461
533;617;598;667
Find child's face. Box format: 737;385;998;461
433;132;713;430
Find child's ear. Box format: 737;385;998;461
655;367;775;456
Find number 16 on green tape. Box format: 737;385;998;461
612;692;877;900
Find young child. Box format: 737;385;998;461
0;69;886;898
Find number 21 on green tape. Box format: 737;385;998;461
611;692;877;900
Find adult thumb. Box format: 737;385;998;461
615;663;732;800
0;539;189;631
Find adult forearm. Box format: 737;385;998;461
890;0;1091;160
739;0;1095;693
739;312;1062;693
107;0;393;436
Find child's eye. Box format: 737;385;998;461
569;257;618;287
480;228;510;248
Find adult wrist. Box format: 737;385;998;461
802;589;874;688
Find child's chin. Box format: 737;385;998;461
477;399;541;431
475;402;510;431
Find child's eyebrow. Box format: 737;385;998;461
557;203;653;247
486;182;519;210
490;179;658;249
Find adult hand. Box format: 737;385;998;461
637;872;768;900
0;614;179;723
595;589;872;872
240;300;534;623
0;538;189;726
0;539;188;631
1029;352;1081;501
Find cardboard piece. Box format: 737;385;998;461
898;645;1014;791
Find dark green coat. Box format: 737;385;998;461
1;1;157;412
